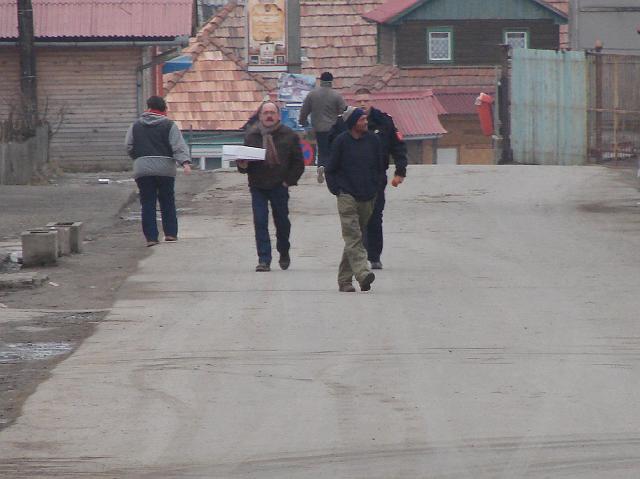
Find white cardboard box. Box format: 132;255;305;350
222;145;266;162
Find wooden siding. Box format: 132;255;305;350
378;25;395;65
397;19;559;66
37;48;140;171
0;49;21;120
439;115;494;164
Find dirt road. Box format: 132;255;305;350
0;170;219;430
1;165;639;478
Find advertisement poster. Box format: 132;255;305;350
247;0;287;67
277;73;316;103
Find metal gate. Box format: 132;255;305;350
588;53;640;165
510;49;588;165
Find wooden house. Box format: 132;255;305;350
359;0;569;165
0;0;193;171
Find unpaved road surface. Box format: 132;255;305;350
0;171;218;431
1;165;639;478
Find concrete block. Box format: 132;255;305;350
46;222;84;253
0;272;49;290
21;230;58;267
45;226;71;256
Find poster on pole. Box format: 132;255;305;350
247;0;287;68
277;73;316;103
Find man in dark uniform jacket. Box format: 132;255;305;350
329;88;408;269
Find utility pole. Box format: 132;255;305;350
17;0;37;132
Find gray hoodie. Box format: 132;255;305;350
125;112;191;179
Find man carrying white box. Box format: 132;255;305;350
236;102;305;272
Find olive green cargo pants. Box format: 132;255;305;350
336;193;376;286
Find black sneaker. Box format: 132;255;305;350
370;261;383;270
278;252;291;270
255;262;271;272
358;272;375;291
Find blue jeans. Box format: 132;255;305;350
364;180;386;262
135;176;177;242
250;184;290;264
315;131;330;167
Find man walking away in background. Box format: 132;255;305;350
299;71;346;184
237;102;305;272
126;95;191;247
325;107;384;293
329;88;408;269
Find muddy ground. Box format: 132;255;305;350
0;170;223;431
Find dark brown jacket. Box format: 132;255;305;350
239;124;305;189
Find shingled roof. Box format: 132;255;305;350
164;0;386;131
300;0;384;90
353;65;497;93
164;2;272;131
165;0;568;131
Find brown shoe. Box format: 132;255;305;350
338;283;356;292
358;272;375;291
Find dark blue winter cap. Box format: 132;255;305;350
343;107;365;130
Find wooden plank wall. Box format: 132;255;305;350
38;48;141;171
0;48;22;120
397;20;559;67
439;115;494;164
378;25;395;65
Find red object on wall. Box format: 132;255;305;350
476;92;494;136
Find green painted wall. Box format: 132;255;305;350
400;0;566;24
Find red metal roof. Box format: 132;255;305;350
434;87;495;115
364;0;568;24
363;0;421;24
345;90;447;138
0;0;192;39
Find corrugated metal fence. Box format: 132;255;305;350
510;49;588;165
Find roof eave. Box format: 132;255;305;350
365;0;568;25
0;36;188;46
532;0;569;22
363;0;427;25
405;134;444;140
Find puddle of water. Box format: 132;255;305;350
0;342;73;363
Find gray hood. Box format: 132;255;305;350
139;111;169;126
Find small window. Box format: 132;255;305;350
427;27;453;62
504;30;528;49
